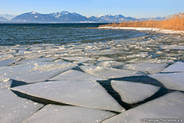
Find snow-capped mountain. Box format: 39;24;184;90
10;11;136;23
0;16;8;22
0;11;171;23
89;15;136;22
12;11;56;22
11;11;87;23
51;11;88;22
0;14;15;20
138;17;166;21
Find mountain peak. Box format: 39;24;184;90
29;11;39;14
60;11;70;14
0;16;8;21
52;12;62;18
52;11;71;18
9;11;137;23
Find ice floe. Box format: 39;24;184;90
160;45;184;50
80;65;141;80
124;62;168;74
18;57;55;64
161;62;184;73
103;92;184;123
0;89;43;123
23;105;116;123
111;80;160;104
0;80;11;89
97;61;124;69
50;70;101;81
150;72;184;91
12;80;125;112
97;57;114;61
0;61;76;83
61;57;94;63
0;58;15;67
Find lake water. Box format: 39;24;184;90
0;23;146;45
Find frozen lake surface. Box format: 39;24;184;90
0;24;184;123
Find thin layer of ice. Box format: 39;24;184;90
162;62;184;73
111;80;160;104
103;92;184;123
80;65;141;80
50;70;101;81
0;59;15;67
0;79;11;89
23;105;116;123
18;57;55;64
12;80;125;112
97;61;124;69
124;62;168;74
0;61;76;83
150;72;184;91
61;57;94;63
97;57;114;61
160;45;184;50
0;89;43;123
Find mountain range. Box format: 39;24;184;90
0;16;8;22
0;11;164;23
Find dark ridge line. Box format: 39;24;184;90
12;87;67;106
72;66;85;72
165;62;173;67
110;75;165;88
9;68;75;87
36;104;46;111
45;80;58;82
19;81;48;85
46;65;85;81
14;66;92;84
100;113;118;123
21;105;46;123
11;89;121;113
52;58;62;62
15;57;24;64
10;80;51;87
46;67;76;81
163;60;184;71
97;80;131;110
167;89;184;93
49;69;73;79
61;59;74;63
129;87;169;108
12;90;71;106
159;72;183;74
77;63;85;66
104;110;120;114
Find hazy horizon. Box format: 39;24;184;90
0;0;184;18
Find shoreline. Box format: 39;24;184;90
98;26;184;35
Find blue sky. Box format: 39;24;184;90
0;0;184;18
